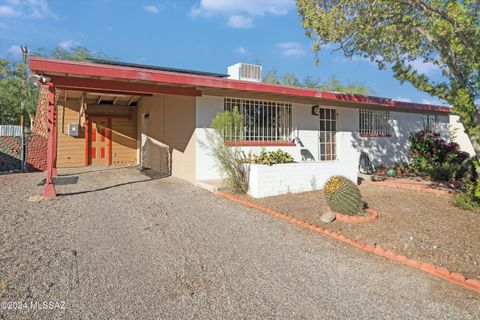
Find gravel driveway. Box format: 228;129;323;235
0;167;479;319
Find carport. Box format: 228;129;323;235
29;57;207;198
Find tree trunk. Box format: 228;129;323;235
27;111;34;129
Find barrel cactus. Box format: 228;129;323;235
324;176;363;216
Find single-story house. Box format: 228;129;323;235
29;57;467;198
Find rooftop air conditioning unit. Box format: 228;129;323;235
227;63;262;82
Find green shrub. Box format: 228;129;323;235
409;130;469;181
452;192;480;210
206;107;249;193
251;149;294;166
427;162;460;181
324;176;363;216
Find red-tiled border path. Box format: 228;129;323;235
217;191;480;294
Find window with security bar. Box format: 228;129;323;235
423;114;438;133
319;107;336;161
224;98;292;142
359;109;391;136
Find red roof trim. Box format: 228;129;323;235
49;75;201;97
29;57;451;113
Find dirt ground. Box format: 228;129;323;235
236;183;480;280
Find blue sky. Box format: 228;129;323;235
0;0;446;105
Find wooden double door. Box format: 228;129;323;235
89;117;112;165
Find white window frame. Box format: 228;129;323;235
423;114;439;133
224;97;292;142
359;109;391;136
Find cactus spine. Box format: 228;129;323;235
324;176;363;216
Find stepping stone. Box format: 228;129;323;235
321;211;336;223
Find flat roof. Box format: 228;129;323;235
29;57;451;113
87;58;229;78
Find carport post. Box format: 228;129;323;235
52;106;58;177
43;82;57;198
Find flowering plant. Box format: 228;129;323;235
409;130;468;181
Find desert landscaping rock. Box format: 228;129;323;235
321;211;336;223
1;167;479;319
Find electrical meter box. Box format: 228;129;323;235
68;123;79;137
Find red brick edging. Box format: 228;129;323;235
217;191;480;294
334;208;379;223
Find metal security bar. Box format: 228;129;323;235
224;97;292;142
423;114;438;133
319;107;336;161
359;109;391;135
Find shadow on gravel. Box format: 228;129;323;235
57;178;160;196
57;166;131;177
55;168;168;196
38;176;79;186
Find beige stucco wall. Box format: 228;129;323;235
137;95;196;182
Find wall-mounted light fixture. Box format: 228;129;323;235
28;74;51;86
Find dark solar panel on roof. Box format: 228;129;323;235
87;58;229;78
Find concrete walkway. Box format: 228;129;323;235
0;167;479;319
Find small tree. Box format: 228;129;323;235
206;107;249;193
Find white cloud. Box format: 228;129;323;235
190;0;293;28
395;97;412;102
0;5;20;16
233;46;248;55
420;98;443;105
227;15;253;28
191;0;293;16
409;59;438;75
106;25;113;31
0;0;56;18
59;40;80;50
7;45;22;56
143;4;161;14
276;42;305;57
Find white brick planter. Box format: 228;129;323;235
247;161;358;198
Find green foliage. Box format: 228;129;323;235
297;0;480;157
409;130;468;181
211;106;244;141
263;71;373;95
451;157;480;210
324;176;363;216
32;46;110;61
318;75;373;95
0;59;38;125
452;191;480;211
250;149;294;166
207;108;249;193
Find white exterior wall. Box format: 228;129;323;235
248;160;358;198
343;109;449;166
195;95;450;186
449;115;475;156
